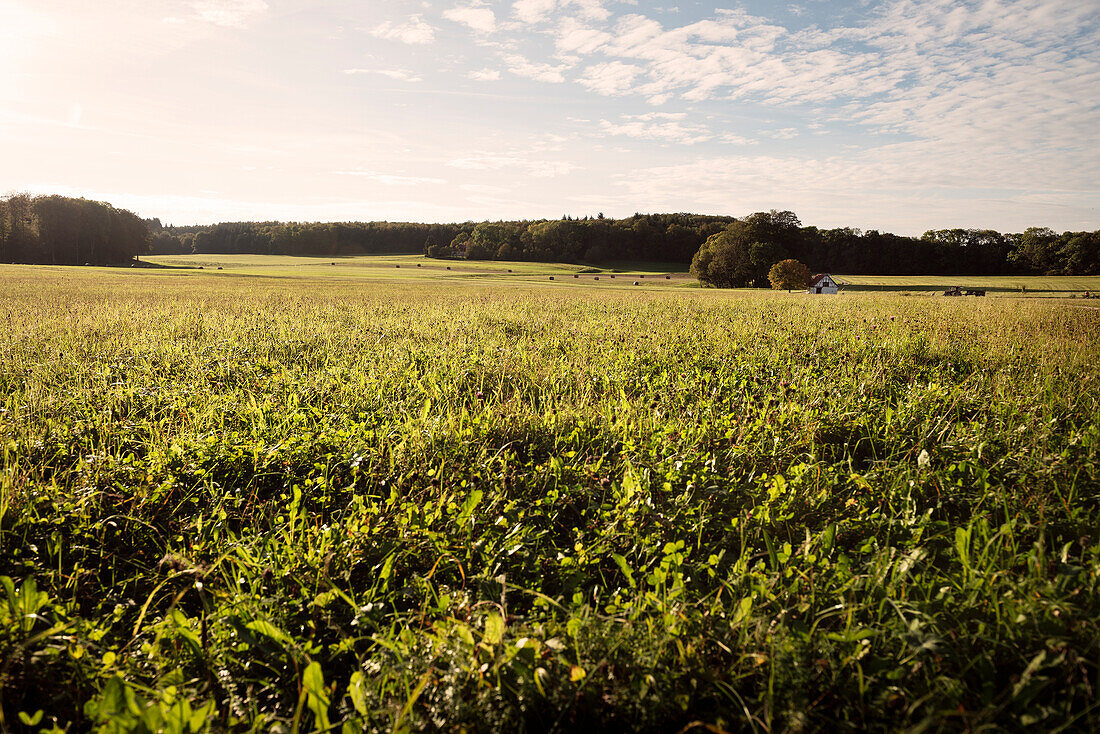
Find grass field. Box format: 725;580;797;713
1;262;1098;732
140;255;694;286
140;255;1100;297
837;274;1100;296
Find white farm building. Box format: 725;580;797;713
808;274;838;294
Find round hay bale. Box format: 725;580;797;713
633;281;639;285
549;276;554;280
665;275;671;279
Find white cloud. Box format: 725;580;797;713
189;0;268;28
468;68;502;81
719;133;757;145
598;116;712;145
763;127;798;139
332;170;446;186
370;15;436;45
512;0;557;23
554;18;611;54
564;0;611;22
503;54;570;83
444;4;497;33
343;68;423;82
577;61;642;95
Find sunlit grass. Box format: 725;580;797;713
839;273;1100;295
0;265;1097;731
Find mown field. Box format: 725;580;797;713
140;254;1100;297
1;262;1098;732
837;274;1100;297
141;255;694;286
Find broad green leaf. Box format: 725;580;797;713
483;612;504;645
246;619;293;647
611;554;636;588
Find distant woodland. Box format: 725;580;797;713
0;194;150;265
1;194;1097;277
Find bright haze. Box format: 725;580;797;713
2;0;1097;234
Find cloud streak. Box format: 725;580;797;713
370;15;436;45
444;3;497;33
189;0;268;27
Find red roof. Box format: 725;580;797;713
808;273;832;286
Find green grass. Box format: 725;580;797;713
838;274;1100;296
141;255;691;286
140;256;1100;296
1;264;1098;732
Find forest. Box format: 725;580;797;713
2;194;1097;277
0;194;150;265
149;211;1100;278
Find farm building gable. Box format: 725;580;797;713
807;273;838;294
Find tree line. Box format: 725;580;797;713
150;220;469;259
3;194;1095;278
0;194;150;265
689;210;1099;287
147;213;736;264
155;211;1096;279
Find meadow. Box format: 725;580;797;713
0;261;1098;732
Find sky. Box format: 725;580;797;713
1;0;1097;234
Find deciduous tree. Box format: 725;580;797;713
768;259;812;291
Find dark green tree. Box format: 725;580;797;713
424;234;443;258
691;211;798;287
465;222;511;260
